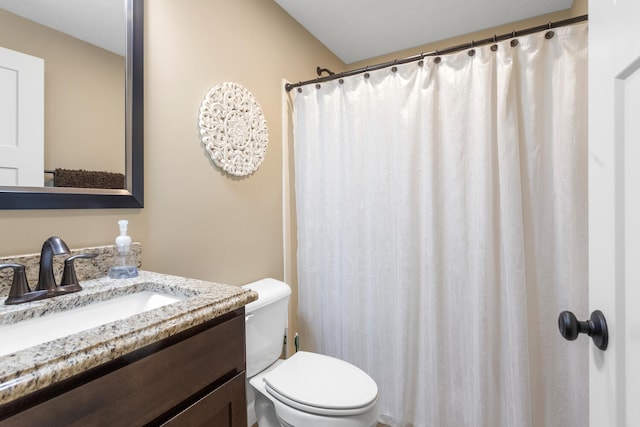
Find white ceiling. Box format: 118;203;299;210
0;0;125;56
1;1;575;64
273;0;574;64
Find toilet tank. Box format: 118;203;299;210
242;278;291;378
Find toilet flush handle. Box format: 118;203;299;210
245;313;254;323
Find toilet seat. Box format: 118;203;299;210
262;351;378;416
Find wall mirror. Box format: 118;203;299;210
0;0;143;209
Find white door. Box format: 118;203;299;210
589;0;640;424
0;46;44;187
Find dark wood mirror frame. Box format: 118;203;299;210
0;0;144;210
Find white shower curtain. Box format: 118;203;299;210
292;23;587;427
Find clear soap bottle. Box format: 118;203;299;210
108;219;139;279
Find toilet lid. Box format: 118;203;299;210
263;351;378;416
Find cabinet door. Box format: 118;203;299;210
162;372;247;427
0;311;245;426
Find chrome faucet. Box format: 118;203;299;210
35;236;71;293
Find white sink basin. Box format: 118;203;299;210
0;291;183;357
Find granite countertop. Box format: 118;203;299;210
0;271;257;406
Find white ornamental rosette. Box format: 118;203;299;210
198;82;269;176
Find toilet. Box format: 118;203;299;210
243;278;379;427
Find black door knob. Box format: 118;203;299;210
558;310;608;351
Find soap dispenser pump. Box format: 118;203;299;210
108;219;139;279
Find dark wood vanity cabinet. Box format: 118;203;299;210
0;308;248;427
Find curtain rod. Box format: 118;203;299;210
285;14;587;92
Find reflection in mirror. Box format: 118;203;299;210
0;0;125;189
0;0;143;209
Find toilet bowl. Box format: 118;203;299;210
243;279;379;427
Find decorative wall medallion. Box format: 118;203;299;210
198;82;269;176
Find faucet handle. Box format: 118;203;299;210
60;253;98;291
1;263;46;305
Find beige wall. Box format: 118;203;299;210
0;9;124;176
140;0;343;286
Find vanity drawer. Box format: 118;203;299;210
162;371;247;427
1;310;245;426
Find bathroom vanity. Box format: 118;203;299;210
0;271;257;426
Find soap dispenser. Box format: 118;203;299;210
108;219;139;279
